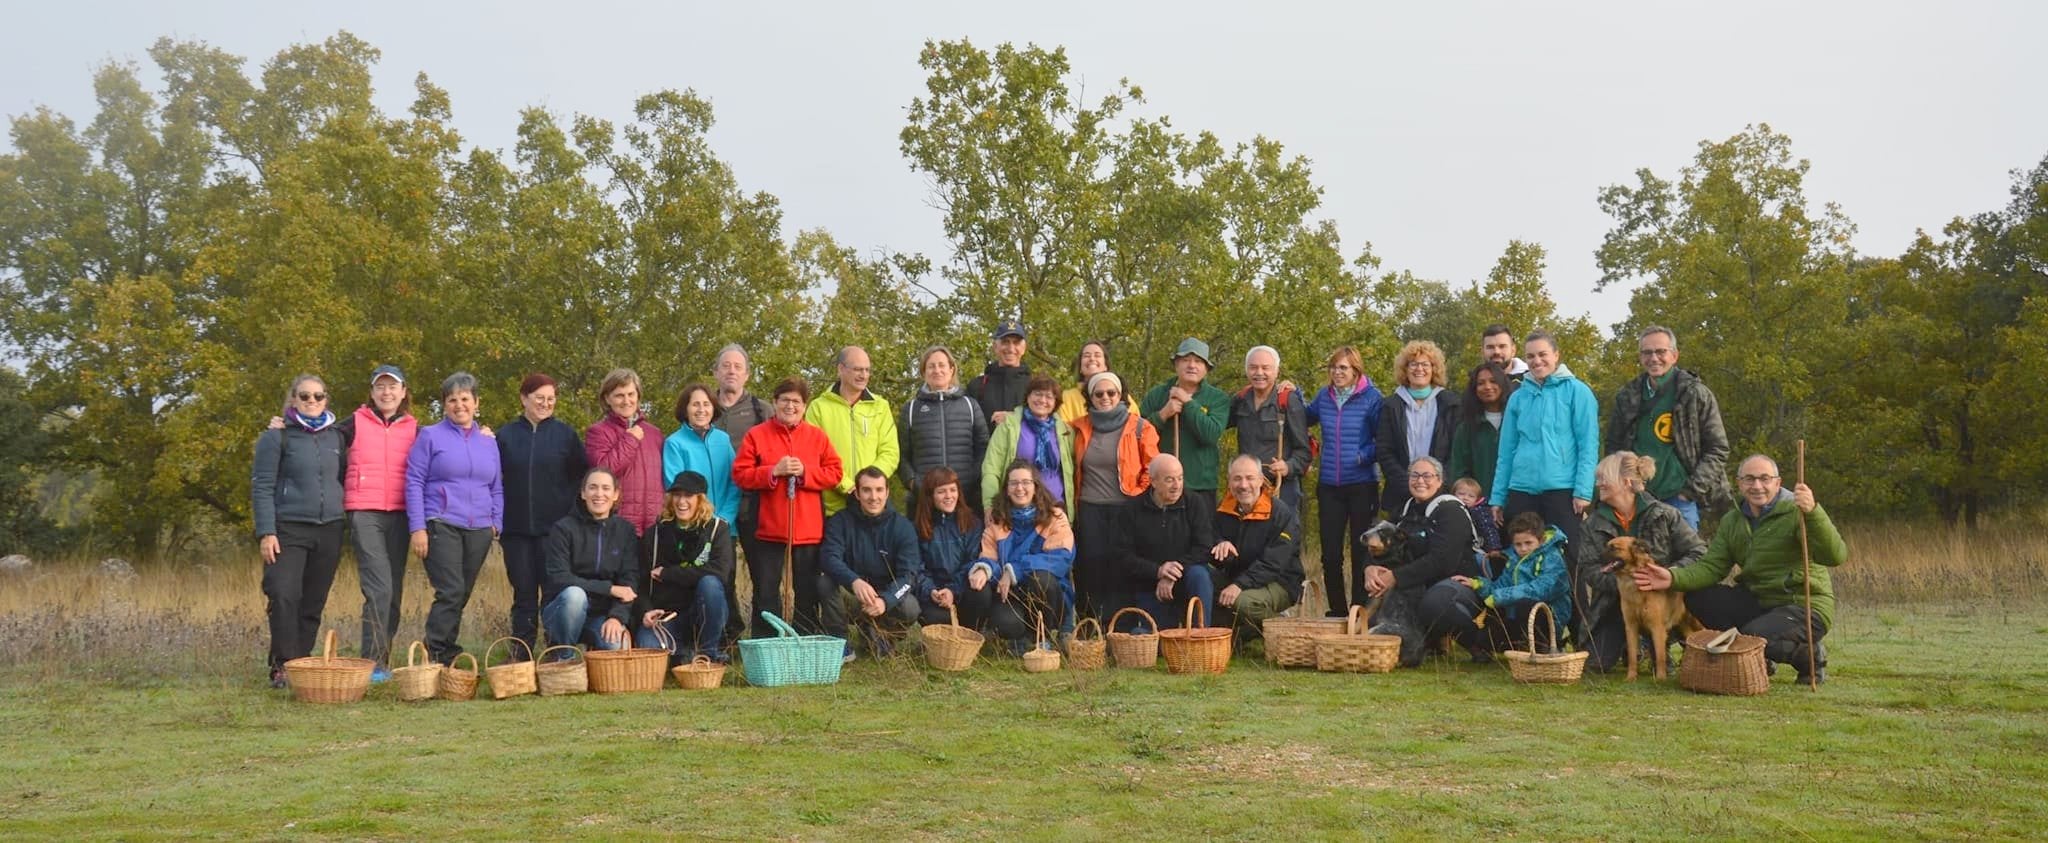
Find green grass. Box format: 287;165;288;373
3;602;2046;840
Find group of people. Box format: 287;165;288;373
252;320;1846;689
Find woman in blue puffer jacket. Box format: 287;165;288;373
1303;345;1382;617
911;467;985;630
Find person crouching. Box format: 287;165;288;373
542;467;642;655
820;468;926;660
636;471;736;665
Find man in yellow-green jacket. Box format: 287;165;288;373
806;346;900;516
1633;453;1847;684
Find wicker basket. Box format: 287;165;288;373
437;652;480;702
537;645;589;696
282;630;376;704
1104;607;1160;669
1504;602;1588;685
738;611;845;687
672;655;728;690
484;637;537;700
1315;603;1402;674
1022;611;1062;673
1262;582;1349;668
1160;597;1234;675
391;640;444;702
1066;617;1106;671
586;648;667;693
1679;628;1771;696
921;603;984;672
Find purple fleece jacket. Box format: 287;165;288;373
405;418;505;533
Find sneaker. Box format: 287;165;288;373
269;669;289;690
369;667;392;684
841;644;857;665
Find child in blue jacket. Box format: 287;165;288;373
1455;512;1571;649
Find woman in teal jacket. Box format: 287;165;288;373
1488;330;1598;551
662;383;739;524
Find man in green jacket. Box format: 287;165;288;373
1605;326;1731;530
805;346;900;517
1633;454;1847;684
1141;338;1232;514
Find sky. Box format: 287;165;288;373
4;1;2043;331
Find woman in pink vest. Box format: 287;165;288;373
346;365;418;677
585;368;665;536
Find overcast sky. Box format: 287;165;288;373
4;1;2043;330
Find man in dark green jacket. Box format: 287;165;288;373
1633;454;1847;684
1605;326;1731;530
1141;338;1232;514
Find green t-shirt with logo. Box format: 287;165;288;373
1633;371;1688;500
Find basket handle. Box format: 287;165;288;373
650;621;678;655
762;611;801;640
404;640;428;669
539;644;583;664
320;629;339;662
948;602;961;629
1107;606;1158;635
1184;596;1204;631
1704;627;1740;655
1345;603;1366;636
1525;602;1557;655
482;636;530;670
1073;616;1102;642
689;654;714;668
1035;610;1048;649
449;652;478;673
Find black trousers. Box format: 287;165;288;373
422;521;494;664
1503;489;1585;553
264;520;345;671
1071;501;1127;623
920;579;995;631
1686;585;1829;676
987;571;1066;644
500;532;547;657
1317;481;1378;616
744;536;827;637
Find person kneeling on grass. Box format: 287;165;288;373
912;467;986;631
1630;454;1846;684
820;468;927;662
542;468;642;656
973;460;1077;655
1451;512;1571;657
1111;454;1218;632
1209;454;1304;643
1361;456;1484;667
636;471;735;665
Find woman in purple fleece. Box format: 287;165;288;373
405;372;505;665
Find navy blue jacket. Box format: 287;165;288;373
820;504;926;611
498;415;587;537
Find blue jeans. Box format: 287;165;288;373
1663;495;1701;531
1135;562;1216;629
634;577;729;661
542;587;629;652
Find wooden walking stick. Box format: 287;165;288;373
1797;440;1817;691
781;474;798;623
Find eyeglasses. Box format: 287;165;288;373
1409;471;1440;481
1405;362;1433;370
774;397;804;406
1737;474;1779;485
1639;348;1674;358
297;392;328;402
841;366;872;375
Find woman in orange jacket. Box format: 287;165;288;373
1068;372;1160;623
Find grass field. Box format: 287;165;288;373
2;522;2045;839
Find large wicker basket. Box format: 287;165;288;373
437;652;480;701
1315;603;1402;674
1504;602;1588;685
1066;617;1107;671
1262;581;1349;668
1159;597;1233;675
921;603;984;672
586;646;668;694
1104;607;1160;669
483;637;535;699
282;630;376;704
391;640;444;702
1679;628;1771;696
537;645;589;696
738;611;845;687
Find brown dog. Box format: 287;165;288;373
1601;537;1702;681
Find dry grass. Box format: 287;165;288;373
1835;519;2048;603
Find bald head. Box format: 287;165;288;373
1149;453;1185;506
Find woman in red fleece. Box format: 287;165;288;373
584;368;665;536
733;376;844;637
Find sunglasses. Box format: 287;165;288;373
297;392;328;402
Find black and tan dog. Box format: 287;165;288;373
1601;536;1702;681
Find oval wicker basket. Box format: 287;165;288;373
537;645;589;696
391;640;444;702
922;603;984;672
1503;602;1588;685
1262;581;1349;668
1314;603;1402;674
1066;617;1106;671
1104;607;1160;669
437;652;480;702
1679;628;1771;696
586;646;668;693
1159;597;1233;675
282;630;375;704
672;655;728;690
484;637;537;699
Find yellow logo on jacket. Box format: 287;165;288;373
1653;412;1674;444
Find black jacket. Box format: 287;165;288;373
251;422;348;535
1389;494;1481;593
898;385;990;494
1212;492;1305;601
1112;490;1217;586
819;504;926;610
637;516;736;615
1377;388;1461;484
498;415;587;537
1228;387;1311;486
969;363;1032;427
543;509;642;624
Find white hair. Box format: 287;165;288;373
1245;345;1280;369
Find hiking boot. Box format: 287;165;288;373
269;669;289;690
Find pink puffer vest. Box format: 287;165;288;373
346;405;417;511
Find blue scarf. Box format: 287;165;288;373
1022;413;1061;478
286;407;335;432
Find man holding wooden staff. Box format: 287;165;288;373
1229;345;1310;513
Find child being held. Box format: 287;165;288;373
1453;477;1503;564
1453;512;1572;650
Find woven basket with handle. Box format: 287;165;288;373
671;655;728;690
1066;616;1106;671
1159;597;1233;675
537;645;589;696
484;637;536;700
922;602;984;672
1262;580;1348;667
1104;607;1160;669
1503;602;1588;685
282;630;376;704
437;652;480;702
391;640;443;702
1022;610;1062;673
1679;627;1771;696
1315;602;1402;674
